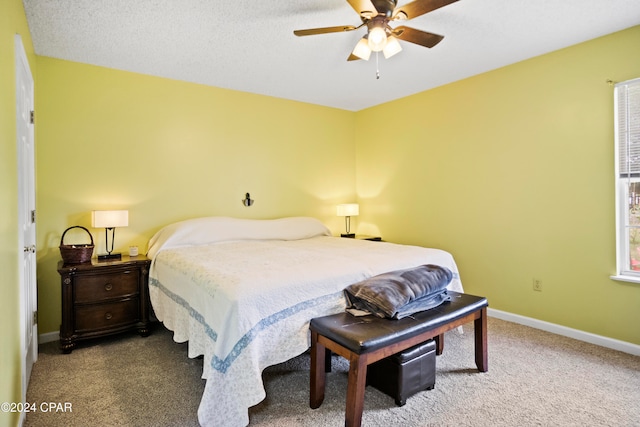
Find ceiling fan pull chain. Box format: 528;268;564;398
376;51;380;79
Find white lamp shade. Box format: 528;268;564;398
352;38;372;61
92;210;129;228
336;204;359;217
367;26;387;52
383;36;402;59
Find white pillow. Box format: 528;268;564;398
147;216;331;259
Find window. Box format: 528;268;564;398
614;78;640;280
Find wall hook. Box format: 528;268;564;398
242;192;254;207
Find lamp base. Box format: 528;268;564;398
340;233;356;238
98;253;122;261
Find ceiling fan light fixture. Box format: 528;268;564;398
367;26;387;52
352;37;372;60
383;36;402;58
293;0;458;63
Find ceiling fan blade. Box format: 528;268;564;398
294;25;357;36
393;0;458;20
346;0;378;18
347;53;362;61
392;26;444;48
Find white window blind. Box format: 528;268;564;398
616;78;640;176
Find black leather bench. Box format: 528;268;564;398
309;291;488;427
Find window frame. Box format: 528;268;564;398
613;77;640;283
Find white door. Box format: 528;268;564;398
16;34;37;402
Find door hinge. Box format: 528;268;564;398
33;311;38;325
31;210;36;223
30;110;34;124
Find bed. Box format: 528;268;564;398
146;216;464;426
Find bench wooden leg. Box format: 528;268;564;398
325;348;332;372
474;307;488;372
435;333;444;355
310;331;326;409
345;353;368;427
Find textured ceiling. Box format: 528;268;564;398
22;0;640;111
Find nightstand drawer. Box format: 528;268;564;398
74;269;139;303
75;298;140;332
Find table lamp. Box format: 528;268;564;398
91;210;128;260
337;203;359;238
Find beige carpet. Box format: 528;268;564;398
25;318;640;427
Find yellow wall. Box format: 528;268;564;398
0;1;36;426
0;6;632;425
35;58;356;334
356;26;640;345
31;21;640;352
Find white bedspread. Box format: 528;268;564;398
148;219;463;427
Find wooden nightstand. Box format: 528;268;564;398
341;235;383;241
57;255;151;353
356;235;382;241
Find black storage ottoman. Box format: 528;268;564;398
366;339;436;406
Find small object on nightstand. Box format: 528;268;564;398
356;235;382;241
57;255;151;353
59;226;95;264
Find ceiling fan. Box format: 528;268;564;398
294;0;458;61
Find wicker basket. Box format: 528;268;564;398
59;226;94;264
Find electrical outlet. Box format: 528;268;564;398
533;278;543;292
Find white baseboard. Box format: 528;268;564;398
488;308;640;357
39;331;59;344
38;311;640;357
